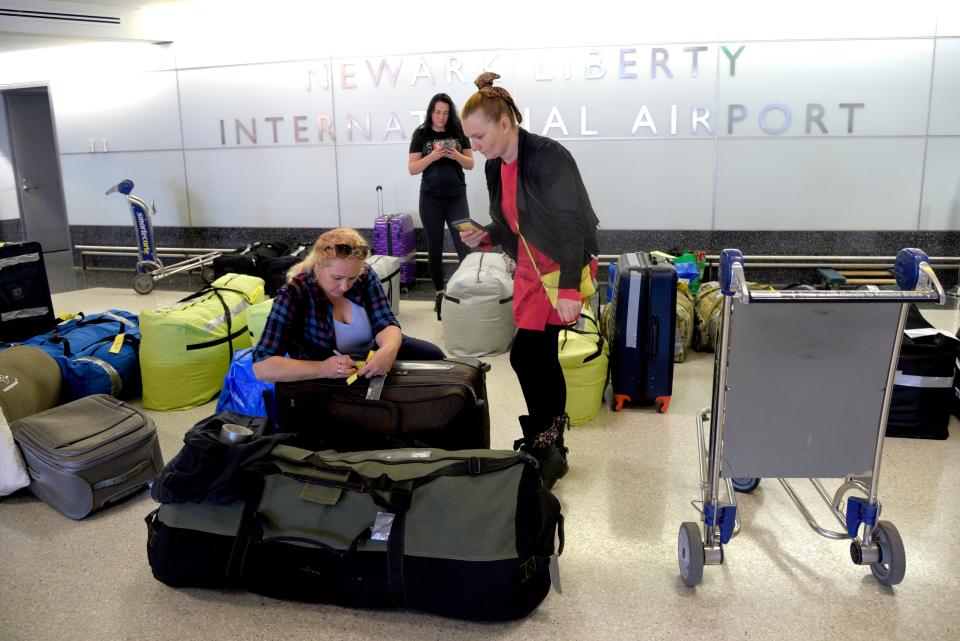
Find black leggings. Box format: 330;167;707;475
419;191;470;291
509;326;566;421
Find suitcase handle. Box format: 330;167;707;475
93;459;154;490
650;316;659;361
376;185;383;217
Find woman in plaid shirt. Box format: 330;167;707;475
252;228;443;382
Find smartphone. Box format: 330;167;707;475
451;218;486;233
433;139;458;152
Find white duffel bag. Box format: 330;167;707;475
365;254;402;315
442;252;515;357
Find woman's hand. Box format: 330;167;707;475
557;298;581;324
460;230;488;248
324;354;357;379
358;345;397;378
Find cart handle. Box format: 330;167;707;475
718;248;744;296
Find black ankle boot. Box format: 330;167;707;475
434;292;444;321
516;415;569;490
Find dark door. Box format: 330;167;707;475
3;88;70;252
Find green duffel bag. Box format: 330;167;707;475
246;297;273;346
139;274;265;410
558;307;609;426
146;444;563;621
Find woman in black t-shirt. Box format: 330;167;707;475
408;93;475;319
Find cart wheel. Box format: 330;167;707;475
201;266;216;284
870;521;906;586
133;272;155;294
731;477;760;493
678;522;705;586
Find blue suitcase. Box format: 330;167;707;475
606;252;677;412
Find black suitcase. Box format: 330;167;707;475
274;358;490;451
0;241;57;342
887;306;957;439
212;241;290;281
606;252;677;412
11;394;164;519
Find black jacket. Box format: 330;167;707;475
483;128;599;290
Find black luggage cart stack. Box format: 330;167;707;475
678;248;945;587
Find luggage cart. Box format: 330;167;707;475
678;247;945;587
105;179;219;294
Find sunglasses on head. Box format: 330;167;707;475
322;244;370;259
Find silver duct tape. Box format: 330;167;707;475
0;253;39;269
75;356;122;395
202;299;251;332
103;311;137;328
893;371;954;389
1;306;50;322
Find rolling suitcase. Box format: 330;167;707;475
274;358;490;451
11;394;163;519
0;241;57;342
607;252;676;412
373;186;416;289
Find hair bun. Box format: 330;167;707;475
474;71;501;90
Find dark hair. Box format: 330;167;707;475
462;72;523;126
421;93;465;139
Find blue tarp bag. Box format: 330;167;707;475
3;310;142;403
216;348;273;417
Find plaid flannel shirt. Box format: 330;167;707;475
252;267;399;362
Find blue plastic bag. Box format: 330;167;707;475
216;348;273;417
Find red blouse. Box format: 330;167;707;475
499;159;592;330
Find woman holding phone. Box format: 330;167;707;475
408;93;475;319
459;73;600;489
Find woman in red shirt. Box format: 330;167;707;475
460;73;600;489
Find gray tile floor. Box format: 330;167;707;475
1;262;959;641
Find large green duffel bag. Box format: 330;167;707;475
146;444;563;621
139;274;265;410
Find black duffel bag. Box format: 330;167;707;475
212;241;290;280
146;444;563;621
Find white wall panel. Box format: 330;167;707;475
513;46;718;140
330;51;504;146
178;61;335;149
929;38;960;135
51;70;182;153
60;151;188;226
716;5;936;40
183;147;338;228
715;138;925;229
335;143;422;228
919;137;960;229
717;40;933;137
564;139;715;229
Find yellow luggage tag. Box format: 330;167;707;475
57;312;81;321
345;349;375;385
109;334;125;354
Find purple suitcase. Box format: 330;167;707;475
373;186;416;288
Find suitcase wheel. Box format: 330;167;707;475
655;396;671;413
613;394;630;411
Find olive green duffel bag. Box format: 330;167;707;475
146;444;563;621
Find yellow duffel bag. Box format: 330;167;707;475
558;307;609;426
139;274;265;410
246;297;274;346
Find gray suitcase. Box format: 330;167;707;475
11;394;164;519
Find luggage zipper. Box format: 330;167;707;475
24;424;155;472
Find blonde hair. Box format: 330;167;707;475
461;72;523;127
286;227;369;283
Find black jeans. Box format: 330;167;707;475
509;325;566;422
419;191;470;291
396;334;446;360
